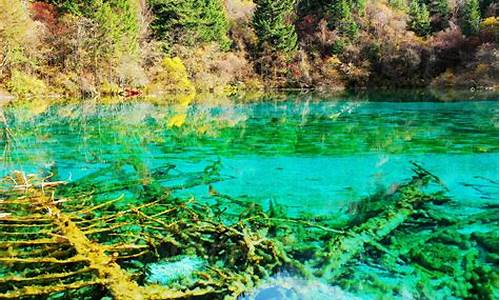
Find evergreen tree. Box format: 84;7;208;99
41;0;141;56
329;0;359;38
408;0;431;36
149;0;230;50
430;0;450;30
93;0;141;57
253;0;298;53
461;0;481;36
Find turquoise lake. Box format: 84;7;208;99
0;92;498;299
2;95;498;213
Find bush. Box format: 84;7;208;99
479;16;499;42
7;70;47;97
429;24;465;71
147;57;195;93
172;43;255;93
432;43;498;89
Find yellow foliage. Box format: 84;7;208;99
474;63;490;74
177;92;195;106
0;0;39;70
480;17;499;28
162;57;194;91
480;17;499;36
6;70;47;97
100;80;122;96
326;55;342;66
167;113;187;128
146;56;195;94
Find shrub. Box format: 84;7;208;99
115;55;148;87
7;70;47;97
30;2;59;31
332;39;348;55
171;43;255;93
147;57;194;93
479;16;499;42
100;80;121;96
432;43;498;89
160;57;194;91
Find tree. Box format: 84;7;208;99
94;0;141;56
461;0;481;36
353;0;367;15
430;0;450;31
149;0;231;50
408;0;431;36
253;0;298;53
328;0;359;38
0;0;39;75
38;0;141;59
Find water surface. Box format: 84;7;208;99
0;92;498;299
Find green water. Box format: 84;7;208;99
0;92;498;299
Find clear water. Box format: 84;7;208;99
0;92;498;298
2;96;498;212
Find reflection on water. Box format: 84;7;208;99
0;92;498;299
2;96;498;211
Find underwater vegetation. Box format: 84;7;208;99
0;96;497;299
0;158;497;299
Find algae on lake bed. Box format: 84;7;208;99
0;95;497;299
0;160;497;299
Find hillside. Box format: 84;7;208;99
0;0;498;98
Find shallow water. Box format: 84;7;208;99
0;92;498;299
2;96;498;211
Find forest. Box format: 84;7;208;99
0;0;498;97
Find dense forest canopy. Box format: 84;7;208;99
0;0;498;97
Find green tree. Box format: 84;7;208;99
253;0;298;53
431;0;450;30
94;0;141;57
461;0;481;36
40;0;141;58
329;0;359;38
408;0;431;36
353;0;367;15
149;0;230;50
